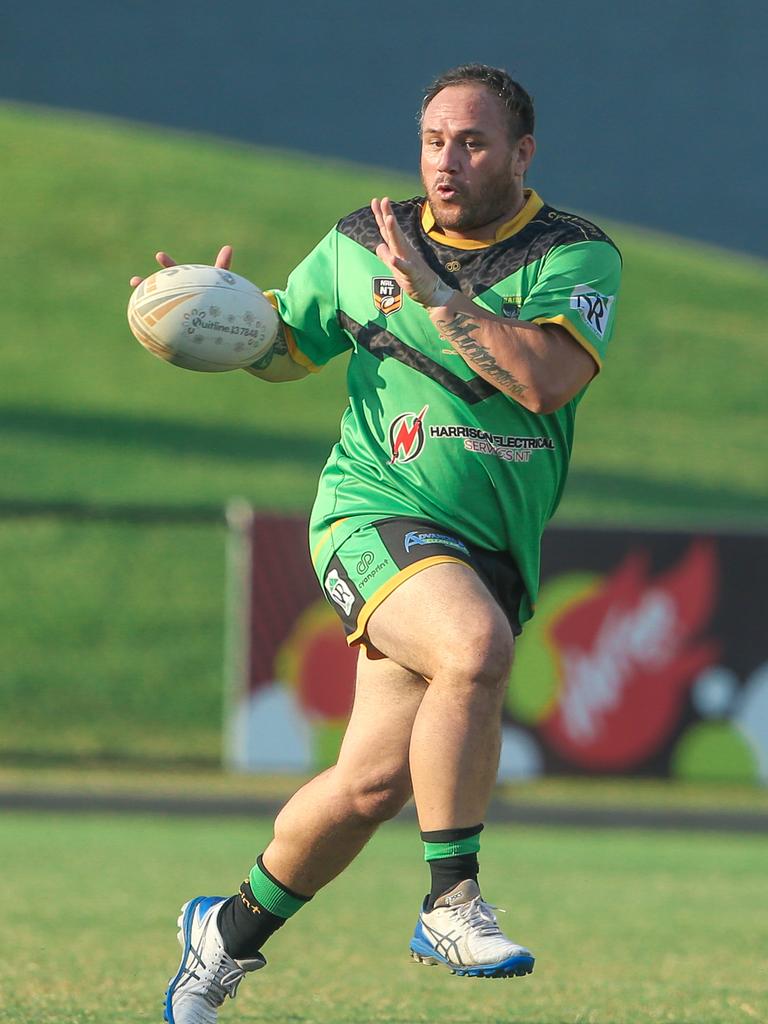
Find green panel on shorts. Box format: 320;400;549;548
333;526;395;602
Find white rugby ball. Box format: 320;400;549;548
127;264;278;372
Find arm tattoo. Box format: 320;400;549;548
249;321;289;370
436;312;528;397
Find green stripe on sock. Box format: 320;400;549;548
423;834;481;861
248;864;309;919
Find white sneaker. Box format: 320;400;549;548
410;879;535;978
164;896;265;1023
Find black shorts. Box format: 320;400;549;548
316;515;524;650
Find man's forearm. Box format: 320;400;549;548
428;292;594;413
433;309;529;398
242;321;309;382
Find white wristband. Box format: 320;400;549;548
426;277;455;308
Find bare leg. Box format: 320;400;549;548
261;653;426;894
366;562;514;831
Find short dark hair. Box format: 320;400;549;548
419;64;535;141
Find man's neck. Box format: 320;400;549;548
437;188;528;242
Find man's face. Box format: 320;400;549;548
420;83;534;233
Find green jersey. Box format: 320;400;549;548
271;190;621;622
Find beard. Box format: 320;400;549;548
423;164;520;233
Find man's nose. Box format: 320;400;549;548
437;141;459;172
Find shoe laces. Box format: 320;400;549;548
454;896;507;937
202;955;246;1008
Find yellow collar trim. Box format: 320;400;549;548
421;189;544;250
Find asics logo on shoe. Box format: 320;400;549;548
443;889;468;906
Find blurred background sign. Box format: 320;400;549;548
226;509;768;784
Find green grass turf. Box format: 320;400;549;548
2;812;766;1023
0;520;228;761
2;102;766;763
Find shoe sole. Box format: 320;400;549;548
410;945;535;978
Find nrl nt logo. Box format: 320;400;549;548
373;276;402;316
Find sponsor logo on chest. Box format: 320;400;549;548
428;424;555;463
388;405;429;463
385;409;555;466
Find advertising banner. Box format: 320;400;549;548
224;507;768;784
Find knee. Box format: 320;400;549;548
346;770;412;825
436;615;515;691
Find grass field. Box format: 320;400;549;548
1;101;767;763
2;812;766;1024
0;520;227;761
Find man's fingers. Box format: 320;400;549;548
375;241;395;270
380;197;411;261
372;196;402;256
371;198;388;243
215;245;233;269
127;250;174;288
130;245;231;289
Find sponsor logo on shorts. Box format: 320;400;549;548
372;277;402;316
353;550;388;587
428;424;554;463
403;530;470;555
361;563;387;586
570;285;614;339
324;569;355;616
356;551;375;574
389;405;429;464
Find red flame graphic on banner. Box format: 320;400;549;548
539;540;719;770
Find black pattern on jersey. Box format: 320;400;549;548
337;198;620;300
339;199;460;286
339;199;424;254
338;312;497;405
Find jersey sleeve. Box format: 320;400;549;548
268;228;352;372
518;240;621;368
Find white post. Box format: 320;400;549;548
223;498;256;772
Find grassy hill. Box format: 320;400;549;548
1;103;766;762
3;101;766;524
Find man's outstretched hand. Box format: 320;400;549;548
128;245;234;288
371;198;451;308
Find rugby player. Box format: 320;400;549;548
132;64;621;1023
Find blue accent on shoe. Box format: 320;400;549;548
409;919;535;978
164;896;227;1023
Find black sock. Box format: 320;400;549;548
217;880;287;959
421;825;483;911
